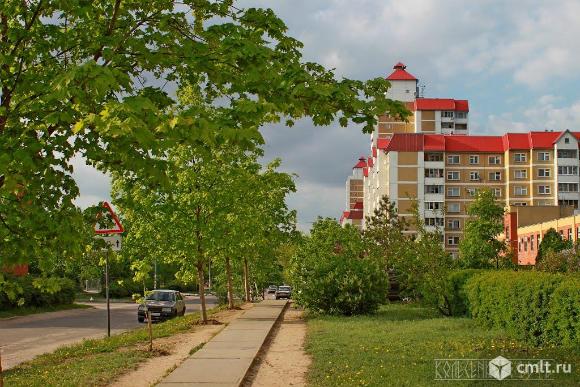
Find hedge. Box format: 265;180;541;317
465;271;579;347
0;276;77;308
440;269;485;316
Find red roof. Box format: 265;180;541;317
377;138;391;149
414;98;469;112
367;156;374;168
386;62;417;81
353;157;367;169
340;211;349;223
353;201;363;210
363;167;368;177
372;146;377;158
379;131;580;153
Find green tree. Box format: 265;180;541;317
459;189;507;269
289;218;388;315
536;228;572;266
1;0;408;275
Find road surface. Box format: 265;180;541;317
0;295;217;370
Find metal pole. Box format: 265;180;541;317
106;249;110;337
208;260;211;290
154;259;157;290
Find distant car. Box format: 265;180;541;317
138;290;186;323
275;285;292;299
267;285;278;294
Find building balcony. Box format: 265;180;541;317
425;177;445;185
424;161;444;169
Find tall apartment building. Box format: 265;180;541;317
360;130;580;256
340;157;366;228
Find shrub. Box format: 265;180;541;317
545;275;580;347
465;271;564;346
438;269;485;316
289;219;388;315
0;276;77;308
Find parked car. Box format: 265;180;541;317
266;285;278;294
275;285;292;299
138;290;186;323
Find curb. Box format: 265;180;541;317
239;300;290;386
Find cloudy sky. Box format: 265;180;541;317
74;0;580;230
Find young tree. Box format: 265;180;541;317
536;228;573;264
1;0;408;275
459;189;507;268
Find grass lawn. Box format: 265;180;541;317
0;303;92;319
306;303;580;386
3;305;227;387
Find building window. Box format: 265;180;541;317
514;169;527;179
530;235;534;251
538;152;550;161
425;168;444;178
447;236;460;246
538;185;551;195
447;219;460;230
489;171;502;181
568;228;573;240
425;202;443;210
426;185;444;194
447;203;460;213
493;188;502;197
538;168;550;177
447;187;460;197
469;171;480;181
514;186;528;196
514;153;527;162
456;111;467;119
425;217;444;227
489;156;501;165
447;155;460;164
442;111;454;118
565;138;570;144
441;122;454;129
466;187;477;196
513;202;528;206
557;149;577;159
558;165;578;175
558;183;579;192
469;155;479;164
447;171;460;180
425;153;443;161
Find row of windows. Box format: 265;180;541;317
445;171;502;181
425;202;461;212
445;153;553;165
513;186;552;195
519;228;580;253
423;219;462;230
428;169;557;180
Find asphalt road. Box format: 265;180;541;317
0;294;218;370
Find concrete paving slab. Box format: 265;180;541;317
158;300;287;386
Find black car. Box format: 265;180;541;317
138;290;186;322
275;285;292;299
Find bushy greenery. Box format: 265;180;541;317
438;269;485;316
537;243;579;273
289;219;388;315
545;275;580;347
0;275;77;308
537;228;573;265
465;271;580;346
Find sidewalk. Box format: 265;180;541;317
158;300;288;386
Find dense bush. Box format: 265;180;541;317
465;271;569;346
438;269;484;316
289;219;388;315
0;275;77;308
100;279;144;298
545;275;580;347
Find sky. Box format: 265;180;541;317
73;0;580;231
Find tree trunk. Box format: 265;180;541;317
196;262;208;323
243;257;251;302
225;256;235;309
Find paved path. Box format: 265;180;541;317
0;295;217;370
159;300;288;387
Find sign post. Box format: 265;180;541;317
94;201;124;338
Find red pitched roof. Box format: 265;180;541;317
386;62;417;81
372;146;377;158
377;138;391;149
385;133;424;152
353;201;363;210
529;131;561;148
353;157;367;169
424;134;445;151
445;135;504;152
340;211;349;223
367;156;374;168
363;167;368;177
414;98;469;112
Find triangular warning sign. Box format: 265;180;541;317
94;201;124;234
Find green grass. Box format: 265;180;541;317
0;303;92;319
306;303;580;386
4;305;228;387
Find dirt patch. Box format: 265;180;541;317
249;305;311;387
110;304;252;387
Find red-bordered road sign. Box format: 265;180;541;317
94;201;124;234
